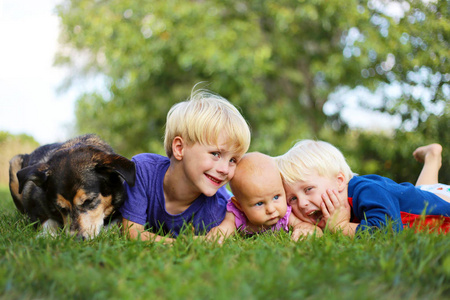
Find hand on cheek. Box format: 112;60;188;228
320;189;351;232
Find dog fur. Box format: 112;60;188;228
9;134;135;239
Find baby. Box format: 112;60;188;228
207;152;322;243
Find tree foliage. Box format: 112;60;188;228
55;0;449;183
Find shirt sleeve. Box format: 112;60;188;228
278;205;292;232
226;200;246;230
352;183;403;233
119;157;150;225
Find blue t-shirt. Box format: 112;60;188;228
348;175;450;233
120;153;229;237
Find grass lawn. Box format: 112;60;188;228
0;185;449;299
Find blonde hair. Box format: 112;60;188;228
164;88;251;158
275;139;354;185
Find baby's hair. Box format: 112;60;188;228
164;87;251;158
229;152;285;211
229;152;276;201
275;139;354;185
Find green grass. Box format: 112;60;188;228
1;185;449;300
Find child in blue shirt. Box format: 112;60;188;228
207;152;322;243
120;88;251;242
276;140;450;236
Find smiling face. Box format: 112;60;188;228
284;171;346;228
180;133;242;197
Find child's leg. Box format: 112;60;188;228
414;144;450;203
413;143;442;186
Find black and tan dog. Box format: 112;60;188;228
9;134;135;239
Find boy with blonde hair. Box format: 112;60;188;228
276;140;450;236
121;88;251;242
207;152;322;243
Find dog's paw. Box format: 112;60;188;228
36;219;60;238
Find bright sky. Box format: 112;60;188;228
0;0;75;144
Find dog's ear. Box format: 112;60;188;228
17;164;50;194
94;154;136;187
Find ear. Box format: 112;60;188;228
95;153;136;187
336;172;347;192
231;196;242;210
16;164;50;194
171;136;185;161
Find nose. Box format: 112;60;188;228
297;197;309;209
266;202;276;214
216;159;230;175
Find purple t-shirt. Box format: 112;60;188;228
226;201;292;235
120;153;229;237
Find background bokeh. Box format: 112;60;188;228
0;0;449;185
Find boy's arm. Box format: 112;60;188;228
289;213;323;241
122;218;175;243
320;189;358;237
205;212;237;243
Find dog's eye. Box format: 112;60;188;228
81;199;93;208
58;207;68;215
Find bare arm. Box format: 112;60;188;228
289;213;323;241
335;222;359;237
205;212;237;243
122;218;175;243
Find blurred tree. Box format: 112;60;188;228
55;0;449;159
322;102;450;184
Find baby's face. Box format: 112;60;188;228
238;173;288;229
284;171;342;228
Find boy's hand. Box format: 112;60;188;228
205;212;237;244
291;222;323;241
320;189;351;233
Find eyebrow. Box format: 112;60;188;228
248;192;280;204
247;197;266;204
216;146;241;158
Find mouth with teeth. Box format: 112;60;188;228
205;174;223;186
307;210;323;224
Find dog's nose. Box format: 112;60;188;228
76;233;86;241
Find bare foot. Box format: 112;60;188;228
413;143;442;164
